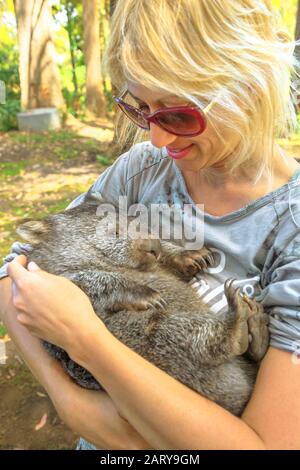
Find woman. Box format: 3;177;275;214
1;0;300;449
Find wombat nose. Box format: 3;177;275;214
135;239;161;259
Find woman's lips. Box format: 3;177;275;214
166;144;194;160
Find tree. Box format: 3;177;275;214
82;0;106;118
13;0;65;111
65;1;79;97
52;0;84;114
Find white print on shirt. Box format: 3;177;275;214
190;248;261;315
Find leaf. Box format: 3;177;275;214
34;413;48;431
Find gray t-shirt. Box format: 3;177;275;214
2;140;300;355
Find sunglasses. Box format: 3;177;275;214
113;90;215;137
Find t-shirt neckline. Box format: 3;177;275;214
171;160;300;222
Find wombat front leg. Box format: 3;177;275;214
67;270;167;315
159;240;214;280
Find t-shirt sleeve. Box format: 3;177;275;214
258;217;300;354
0;145;134;280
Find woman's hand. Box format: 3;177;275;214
7;255;103;353
0;273;151;450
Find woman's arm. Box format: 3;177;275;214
73;325;300;450
8;256;300;450
0;275;151;450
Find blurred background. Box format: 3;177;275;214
0;0;300;449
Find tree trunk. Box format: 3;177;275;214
65;2;79;96
82;0;106;119
13;0;65;111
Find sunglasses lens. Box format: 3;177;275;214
114;94;207;136
118;103;150;130
156;111;204;136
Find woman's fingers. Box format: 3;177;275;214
7;255;29;285
27;261;41;272
17;313;30;325
7;256;35;311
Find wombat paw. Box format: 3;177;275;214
224;278;251;356
171;247;214;280
123;285;168;312
243;297;269;362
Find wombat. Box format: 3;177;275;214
16;195;269;416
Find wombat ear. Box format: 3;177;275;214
83;191;106;205
16;220;50;244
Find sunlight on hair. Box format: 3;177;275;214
104;0;299;183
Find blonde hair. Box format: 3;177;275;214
104;0;298;181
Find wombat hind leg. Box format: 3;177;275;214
243;297;269;362
224;279;269;361
224;279;251;356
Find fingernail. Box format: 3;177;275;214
12;281;17;297
28;261;39;272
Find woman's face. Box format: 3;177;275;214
127;81;241;173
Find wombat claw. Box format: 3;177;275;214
170;247;215;279
150;298;168;311
131;285;168;312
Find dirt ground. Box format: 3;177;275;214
0;340;79;450
0;128;115;450
0;129;299;449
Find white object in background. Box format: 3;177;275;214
0;339;7;365
17;107;61;132
0;80;5;104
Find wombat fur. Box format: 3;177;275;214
17;195;269;416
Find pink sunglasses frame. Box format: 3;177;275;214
113;90;214;137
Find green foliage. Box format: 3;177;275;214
0;323;7;338
0;98;20;131
0;161;28;178
271;0;298;35
52;0;86;117
0;42;20;131
0;3;20;130
96;154;113;166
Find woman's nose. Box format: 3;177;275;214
149;122;177;148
